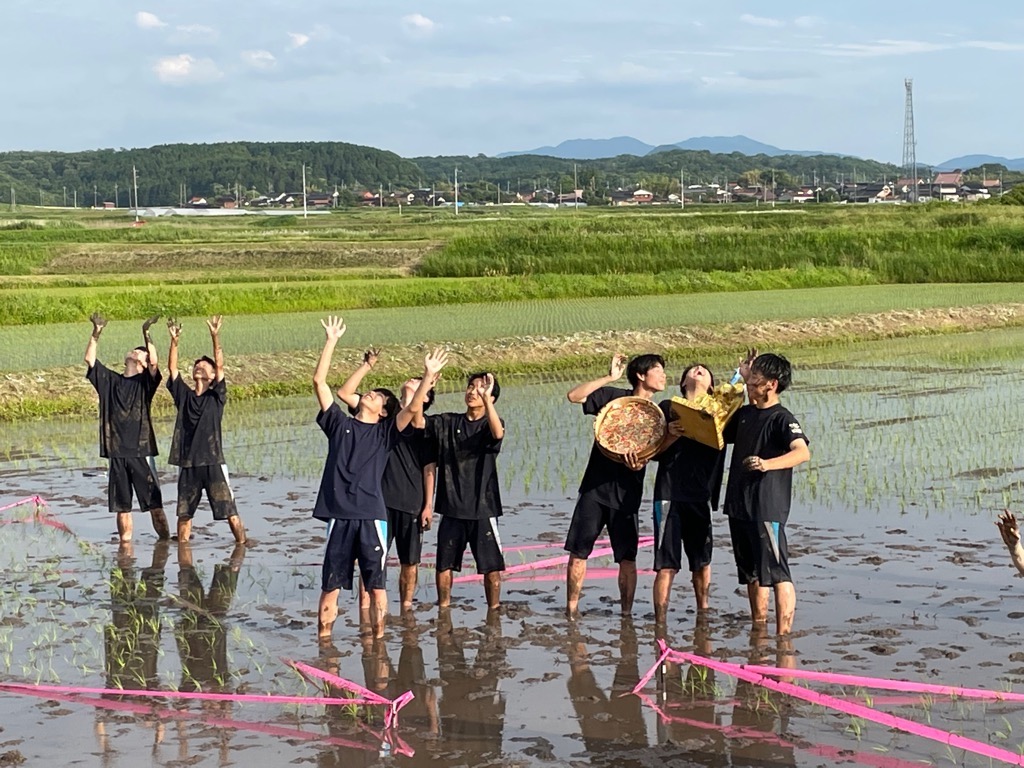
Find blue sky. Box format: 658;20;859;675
2;1;1022;164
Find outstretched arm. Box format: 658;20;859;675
997;511;1024;577
167;318;182;381
207;315;224;382
336;348;379;411
85;312;106;368
478;374;504;441
397;348;448;432
567;354;626;404
142;314;160;374
313;316;347;412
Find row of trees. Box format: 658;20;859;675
1;140;1020;209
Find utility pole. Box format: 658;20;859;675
73;189;77;208
132;165;139;222
93;184;98;208
902;78;918;203
680;168;684;210
9;187;14;211
454;167;459;215
63;186;67;207
302;163;308;219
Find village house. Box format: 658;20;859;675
932;171;964;202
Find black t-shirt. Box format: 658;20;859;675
86;362;161;459
577;386;646;512
652;399;726;508
313;402;401;521
723;403;809;524
381;428;433;515
427;412;503;520
167;376;227;468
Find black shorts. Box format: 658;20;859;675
175;464;238;521
388;507;424;566
653;500;713;573
322;518;389;592
728;518;791;586
435;516;505;575
108;457;163;514
564;494;639;563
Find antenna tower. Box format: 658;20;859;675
902;78;918;202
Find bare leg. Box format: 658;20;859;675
357;576;371;625
566;555;587;616
177;517;192;542
399;564;418;609
653;569;676;624
692;565;711;612
747;581;770;626
618;559;637;614
369;588;388;638
227;515;246;544
484;571;501;610
318;589;341;638
436;569;453;607
150;508;170;540
117;512;133;542
774;581;796;635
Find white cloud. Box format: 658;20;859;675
402;13;437;36
962;40;1024;51
135;11;166;29
153;54;222;84
241;50;277;70
174;24;217;42
794;16;823;29
287;32;310;49
740;14;784;28
816;39;950;57
483;15;512;24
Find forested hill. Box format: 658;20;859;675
0;141;423;207
0;140;903;207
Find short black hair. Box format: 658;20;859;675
348;388;400;419
134;346;148;354
751;353;792;394
467;372;500;403
193;356;216;370
680;362;715;393
627;354;666;388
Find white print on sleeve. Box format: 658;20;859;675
788;422;804;435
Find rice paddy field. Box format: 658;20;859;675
4;203;1024;766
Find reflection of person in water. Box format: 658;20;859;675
435;609;507;757
654;621;726;762
566;617;649;759
996;511;1024;575
728;629;796;768
97;540;170;761
174;541;244;693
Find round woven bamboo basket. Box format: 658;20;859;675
593;396;666;464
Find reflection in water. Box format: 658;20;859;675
728;629;797;768
566;617;649;763
435;608;508;759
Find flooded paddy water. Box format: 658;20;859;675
4;328;1024;766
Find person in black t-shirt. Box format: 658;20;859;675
650;362;728;623
564;353;667;617
429;372;505;610
723;353;810;636
336;351;439;611
166;315;246;545
312;315;447;639
85;312;170;542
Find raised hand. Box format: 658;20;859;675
90;312;107;338
207;315;223;335
738;347;759;381
479;372;496;401
997;510;1020;549
320;315;347;341
363;347;381;368
424;347;449;378
609;354;627;381
167;317;182;340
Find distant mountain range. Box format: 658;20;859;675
497;135;1024;171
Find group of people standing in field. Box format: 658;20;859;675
85;313;812;640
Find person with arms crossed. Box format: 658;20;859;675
85;312;169;542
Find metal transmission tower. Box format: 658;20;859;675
902;78;918;202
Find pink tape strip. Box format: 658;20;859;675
454;538;654;583
0;495;46;514
650;644;1024;766
287;660;414;729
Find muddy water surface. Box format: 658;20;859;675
4;334;1024;767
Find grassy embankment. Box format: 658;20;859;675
2;204;1023;419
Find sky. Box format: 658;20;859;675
2;1;1022;165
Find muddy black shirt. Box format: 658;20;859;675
167;377;227;468
381;427;432;516
86;361;161;459
427;412;503;520
723;403;808;524
313;402;401;521
653;399;726;508
577;386;646;512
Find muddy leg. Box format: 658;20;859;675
566;555;588;616
618;559;637;614
150;508;170;540
747;581;770;626
227;514;246;544
436;569;453;607
399;564;418;609
484;571;501;610
177;517;192;542
774;581;796;635
117;512;133;542
318;589;341;638
692;565;711;612
653;568;675;624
